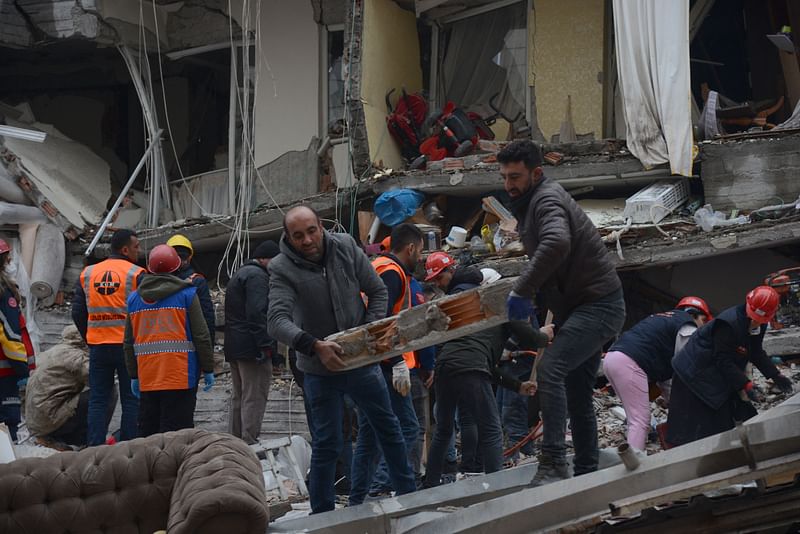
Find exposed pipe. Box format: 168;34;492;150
85;131;163;258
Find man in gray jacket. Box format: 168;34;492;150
267;206;416;513
500;140;626;486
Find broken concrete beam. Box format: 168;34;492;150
327;278;514;370
701;135;800;211
764;327;800;357
475;217;800;273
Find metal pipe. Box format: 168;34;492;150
617;443;640;471
85;131;163;257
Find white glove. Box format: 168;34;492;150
392;361;411;397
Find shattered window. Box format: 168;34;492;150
328;29;346;136
439;2;527;121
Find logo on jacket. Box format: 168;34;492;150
94;271;121;295
7;297;16;308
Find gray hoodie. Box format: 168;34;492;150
267;231;388;376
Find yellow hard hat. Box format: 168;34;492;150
166;234;193;255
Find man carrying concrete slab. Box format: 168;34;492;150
499;140;626;486
267;206;416;513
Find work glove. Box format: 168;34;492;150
392;361;411;397
506;291;535;322
743;381;762;403
16;377;27;388
203;372;215;392
130;379;140;399
772;374;794;394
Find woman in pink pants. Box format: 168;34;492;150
603;297;711;451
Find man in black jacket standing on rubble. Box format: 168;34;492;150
224;241;280;444
499;140;626;486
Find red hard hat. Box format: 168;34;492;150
0;239;9;255
745;285;780;324
148;244;181;274
424;251;455;281
676;296;713;320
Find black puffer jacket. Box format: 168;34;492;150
224;260;275;361
511;176;621;320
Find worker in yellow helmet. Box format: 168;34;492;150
166;235;216;340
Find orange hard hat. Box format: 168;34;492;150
148;244;181;274
676;296;713;320
424;251;455;281
745;285;780;324
380;236;391;251
0;239;9;255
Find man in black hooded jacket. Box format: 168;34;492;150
224;241;280;444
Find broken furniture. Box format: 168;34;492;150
328;278;514;370
0;429;268;534
251;436;309;500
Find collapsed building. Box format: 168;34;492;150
0;0;800;530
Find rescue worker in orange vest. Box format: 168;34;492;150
72;229;145;445
166;234;216;340
123;245;215;437
0;239;35;441
349;223;422;505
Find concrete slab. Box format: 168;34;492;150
371;159;651;198
701;134;800;211
476;217;800;273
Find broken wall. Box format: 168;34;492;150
0;0;113;47
361;0;423;170
701;135;800;211
531;0;605;140
2;119;112;232
228;0;321;168
639;248;797;313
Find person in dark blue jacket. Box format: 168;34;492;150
667;286;794;446
167;234;216;340
603;296;712;451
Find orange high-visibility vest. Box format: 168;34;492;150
80;258;144;345
371;255;417;369
128;285;199;391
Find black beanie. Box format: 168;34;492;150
252;240;280;259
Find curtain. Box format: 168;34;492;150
439;2;527;119
613;0;693;176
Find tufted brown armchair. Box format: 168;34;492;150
0;429;268;534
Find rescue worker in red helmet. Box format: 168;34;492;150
603;296;712;452
424;251;482;293
667;286;794;446
0;238;35;440
123;244;215;436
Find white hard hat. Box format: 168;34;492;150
480;268;501;285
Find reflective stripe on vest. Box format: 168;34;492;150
82;260;143;344
133;340;196;356
371;256;417;369
128;287;198;391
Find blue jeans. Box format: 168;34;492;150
304;365;415;513
496;357;535;457
538;288;625;474
88;344;138;446
350;366;420;504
